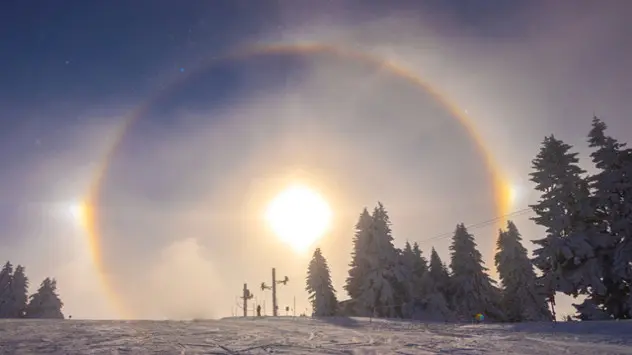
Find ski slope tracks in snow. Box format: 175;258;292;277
0;317;631;354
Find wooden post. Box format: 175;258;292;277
242;283;248;318
272;268;278;317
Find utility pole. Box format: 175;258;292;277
261;267;289;317
241;283;253;318
272;268;278;317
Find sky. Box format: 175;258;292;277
1;0;631;319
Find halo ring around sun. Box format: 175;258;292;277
82;42;511;318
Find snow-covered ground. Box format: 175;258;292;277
1;317;631;354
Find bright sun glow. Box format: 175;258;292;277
68;201;87;227
508;181;527;208
265;184;333;252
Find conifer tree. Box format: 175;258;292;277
399;242;438;319
345;208;373;302
25;278;64;319
450;223;504;321
410;242;429;301
495;221;551;322
410;247;453;321
428;248;451;304
579;116;632;319
0;261;14;318
306;248;338;316
345;203;403;317
365;202;405;318
529;135;606;319
418;273;454;321
398;241;418;315
8;265;28;318
411;243;428;279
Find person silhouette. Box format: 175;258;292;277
256;304;262;317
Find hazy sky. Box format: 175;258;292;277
1;0;631;319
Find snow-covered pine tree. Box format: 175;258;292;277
306;248;338;316
406;246;453;321
450;223;504;321
529;135;607;318
581;116;632;319
363;202;405;318
345;208;372;302
428;248;451;305
494;221;551;322
25;278;64;319
404;244;417;284
411;243;428;276
344;208;373;316
0;261;14;318
410;242;428;299
413;267;454;321
398;242;419;317
345;203;403;318
9;265;29;318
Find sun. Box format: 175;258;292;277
265;184;333;252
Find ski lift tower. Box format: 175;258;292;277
241;283;254;318
260;268;289;316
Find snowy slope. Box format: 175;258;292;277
0;317;631;354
